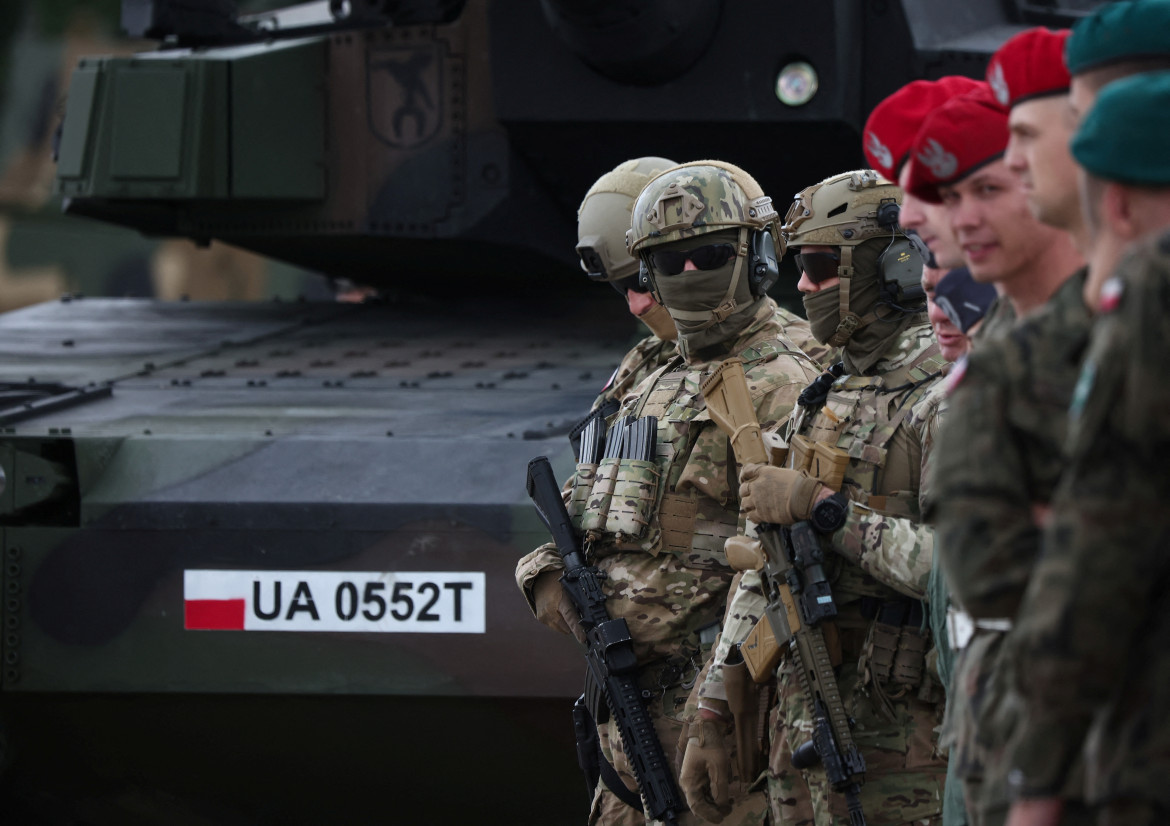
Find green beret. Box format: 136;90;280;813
1072;70;1170;185
1067;0;1170;75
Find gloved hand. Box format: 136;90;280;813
533;571;585;644
679;716;733;823
739;463;826;525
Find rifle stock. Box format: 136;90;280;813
700;359;867;825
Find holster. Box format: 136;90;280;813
741;616;783;683
572;694;601;804
724;643;768;783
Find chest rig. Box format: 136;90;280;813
794;353;944;521
789;353;945;707
569;339;801;569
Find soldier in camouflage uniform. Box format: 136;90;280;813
1002;69;1170;826
924;27;1095;826
684;170;949;826
576;157;682;413
517;160;819;825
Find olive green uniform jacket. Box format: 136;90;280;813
1005;233;1170;820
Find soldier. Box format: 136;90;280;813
576;157;681;413
906;85;1083;332
864;82;994;826
517;160;819;825
1002;70;1170;826
924;25;1111;826
923;265;991;364
862;76;981;274
1062;0;1170;306
930;268;995;353
683;169;949;826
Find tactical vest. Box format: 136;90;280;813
799;353;945;522
569;339;805;570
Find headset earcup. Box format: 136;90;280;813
878;238;925;302
748;230;780;297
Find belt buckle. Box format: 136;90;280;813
946;607;974;651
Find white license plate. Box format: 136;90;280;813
184;570;486;633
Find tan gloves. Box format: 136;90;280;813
739;463;826;526
680;716;733;823
532;571;585;644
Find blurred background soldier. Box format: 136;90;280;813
687;169;949;826
518;159;817;825
538;155;682;824
1004;68;1170;826
1062;0;1170;305
925;27;1096;826
930;268;995;357
863;76;980;276
576;157;681;412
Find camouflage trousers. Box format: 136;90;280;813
590;679;769;826
766;661;947;826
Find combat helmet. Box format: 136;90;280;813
626;160;781;333
577;156;677;284
782;169;922;346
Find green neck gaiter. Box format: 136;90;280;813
800;238;920;375
652;229;762;362
803;286;843;344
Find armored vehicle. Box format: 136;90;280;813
0;1;1098;822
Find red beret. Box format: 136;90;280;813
986;27;1072;108
906;84;1009;204
862;76;984;180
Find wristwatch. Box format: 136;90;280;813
810;492;849;534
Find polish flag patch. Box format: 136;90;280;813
1098;277;1124;313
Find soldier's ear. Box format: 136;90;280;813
1104;182;1142;242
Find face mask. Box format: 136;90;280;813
803;285;843;344
636;301;677;340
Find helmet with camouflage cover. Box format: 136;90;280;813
576;156;677;283
782;168;901;249
625;161;781;359
627;160;779;255
782;169;923;350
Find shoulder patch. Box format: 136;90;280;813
1098;276;1124;313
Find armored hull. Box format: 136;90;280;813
0;291;631;823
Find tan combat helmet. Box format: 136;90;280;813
626;160;780;332
576;156;677;284
782;169;915;346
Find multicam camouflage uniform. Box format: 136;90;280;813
1004;234;1170;825
516;302;818;825
699;170;950;826
704;320;948;826
775;305;839;371
926;270;1093;826
594;334;678;410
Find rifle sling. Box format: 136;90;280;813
598;739;645;812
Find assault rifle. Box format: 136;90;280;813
526;455;684;826
700;358;867;826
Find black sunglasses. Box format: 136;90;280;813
648;243;737;276
794;251;841;284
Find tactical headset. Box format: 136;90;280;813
874;198;925;306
